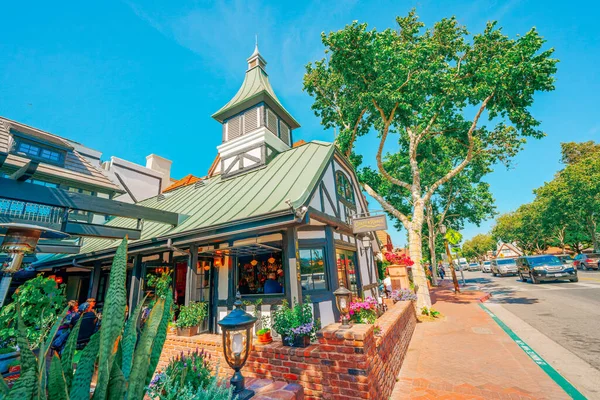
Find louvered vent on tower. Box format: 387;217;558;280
280;123;290;146
266;108;277;135
244;107;259;133
227;116;242;141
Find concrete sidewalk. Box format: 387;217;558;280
390;282;571;400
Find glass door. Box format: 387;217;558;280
196;258;213;333
336;249;358;296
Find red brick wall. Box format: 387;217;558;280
157;301;416;400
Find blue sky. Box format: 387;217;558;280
1;0;598;247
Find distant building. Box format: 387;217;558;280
376;231;394;253
496;242;523;258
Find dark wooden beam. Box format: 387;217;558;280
36;242;81;254
63;221;142;240
0;151;7;168
306;207;353;235
10;160;39;181
0;177;180;225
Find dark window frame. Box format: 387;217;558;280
11;135;67;167
299;246;329;294
335;170;356;209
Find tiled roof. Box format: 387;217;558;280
163;174;202;193
37;141;335;265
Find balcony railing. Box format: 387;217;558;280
0;198;65;225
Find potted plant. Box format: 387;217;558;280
349;297;378;324
176;301;208;337
272;297;319;348
256;328;272;344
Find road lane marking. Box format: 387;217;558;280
479;303;587;400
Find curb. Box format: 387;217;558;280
478;292;492;302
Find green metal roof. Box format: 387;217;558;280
211;66;300;129
37;141;334;264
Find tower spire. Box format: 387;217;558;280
247;37;266;71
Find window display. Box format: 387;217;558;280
336;249;358;296
299;248;327;291
237;252;284;295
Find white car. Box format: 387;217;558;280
468;263;481;271
482;261;492;273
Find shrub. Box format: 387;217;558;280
147;270;173;300
272;297;319;344
390;289;417;302
0;238;173;400
148;348;212;399
0;274;66;349
176;302;208;329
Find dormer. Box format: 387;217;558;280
212;44;300;178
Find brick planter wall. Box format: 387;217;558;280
157;300;416;400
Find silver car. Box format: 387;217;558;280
491;258;518;276
482;261;492;273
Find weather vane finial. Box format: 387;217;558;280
255;34;258;49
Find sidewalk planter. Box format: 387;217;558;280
176;325;199;337
282;335;311;348
387;264;411;291
0;350;19;374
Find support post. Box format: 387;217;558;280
285;227;301;304
185;244;199;306
128;254;144;311
88;260;102;299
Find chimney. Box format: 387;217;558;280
145;154;172;192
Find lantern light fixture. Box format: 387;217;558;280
217;291;257;400
333;281;352;329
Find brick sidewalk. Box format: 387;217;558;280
390;282;570;400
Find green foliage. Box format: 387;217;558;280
147;369;233;400
175;302;208;329
421;307;441;318
147;270;172;300
272;297;320;342
4;238;173;400
148;348;212;399
0;275;66;349
304;10;557;305
257;328;270;335
462;234;495;260
444;229;462;246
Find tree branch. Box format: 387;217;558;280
363;183;410;230
372;99;412;191
423;93;495;202
344;108;368;158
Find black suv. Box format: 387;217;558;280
517;255;578;284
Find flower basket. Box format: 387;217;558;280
257;329;273;344
176;325;199;337
282;334;311;348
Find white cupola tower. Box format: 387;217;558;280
212;43;300;178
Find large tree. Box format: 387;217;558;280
462;234;496;261
304;11;557;307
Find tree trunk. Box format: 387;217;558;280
426;209;438;286
409;201;432;309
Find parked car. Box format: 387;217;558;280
491;258;518;276
573;253;600;270
556;254;574;266
468;263;481;271
517;255;578;284
481;261;492;273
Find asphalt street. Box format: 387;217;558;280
457;269;600;398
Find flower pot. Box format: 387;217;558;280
0;351;19;374
176;325;199;337
257;331;273;344
282;335;311;348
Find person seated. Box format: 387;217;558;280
52;300;79;352
238;278;250;295
72;301;98;348
263;273;283;294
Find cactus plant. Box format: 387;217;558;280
0;238;173;400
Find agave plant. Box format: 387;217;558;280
0;238;173;400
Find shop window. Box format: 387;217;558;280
335;171;356;207
299;248;327;292
336;249;358;296
237;252;284;295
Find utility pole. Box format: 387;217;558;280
440;225;460;293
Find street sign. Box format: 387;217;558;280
351;214;388;234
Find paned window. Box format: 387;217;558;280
299;248;327;292
13;136;65;166
237;251;285;296
335;171;356;207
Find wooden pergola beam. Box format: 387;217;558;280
10;160;39;181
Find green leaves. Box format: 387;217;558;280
69;332;100;400
93;238;128;400
121;294;147;381
48;354;68;400
61;316;82;388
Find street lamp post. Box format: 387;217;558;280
439;224;460;294
333;281;352;328
217;292;257;400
